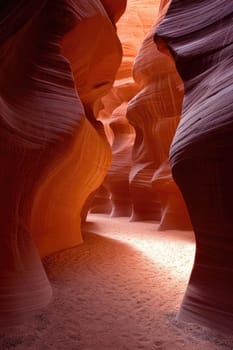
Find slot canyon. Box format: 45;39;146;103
0;0;233;349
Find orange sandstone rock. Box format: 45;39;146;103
104;102;135;217
100;0;127;24
93;0;159;218
89;184;112;215
0;0;124;326
127;1;191;227
157;0;233;332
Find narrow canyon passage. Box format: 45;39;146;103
1;215;233;350
1;0;233;346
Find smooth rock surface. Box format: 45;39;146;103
157;0;233;333
0;0;123;326
127;0;191;227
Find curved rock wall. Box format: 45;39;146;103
127;1;191;227
3;0;231;333
0;0;123;326
104;102;135;217
93;0;161;219
157;0;233;332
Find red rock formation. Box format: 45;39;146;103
0;0;124;326
93;0;160;219
104;102;135;217
100;0;127;24
127;1;191;227
30;0;124;254
157;0;233;332
89;184;112;215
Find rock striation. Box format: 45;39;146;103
127;0;191;227
104;102;135;217
94;0;161;219
157;0;233;332
0;0;123;326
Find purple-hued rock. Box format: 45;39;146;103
156;0;233;332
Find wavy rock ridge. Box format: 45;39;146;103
94;0;190;230
0;0;124;326
2;0;232;334
157;0;233;333
127;0;191;228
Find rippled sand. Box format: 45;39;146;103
1;214;233;350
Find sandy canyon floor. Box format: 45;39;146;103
1;214;233;350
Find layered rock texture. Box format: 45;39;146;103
95;0;164;220
126;0;191;228
104;102;135;217
95;0;191;228
1;0;232;334
157;0;233;333
0;0;124;326
94;0;160;218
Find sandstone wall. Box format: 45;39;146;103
0;0;124;326
157;0;233;333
